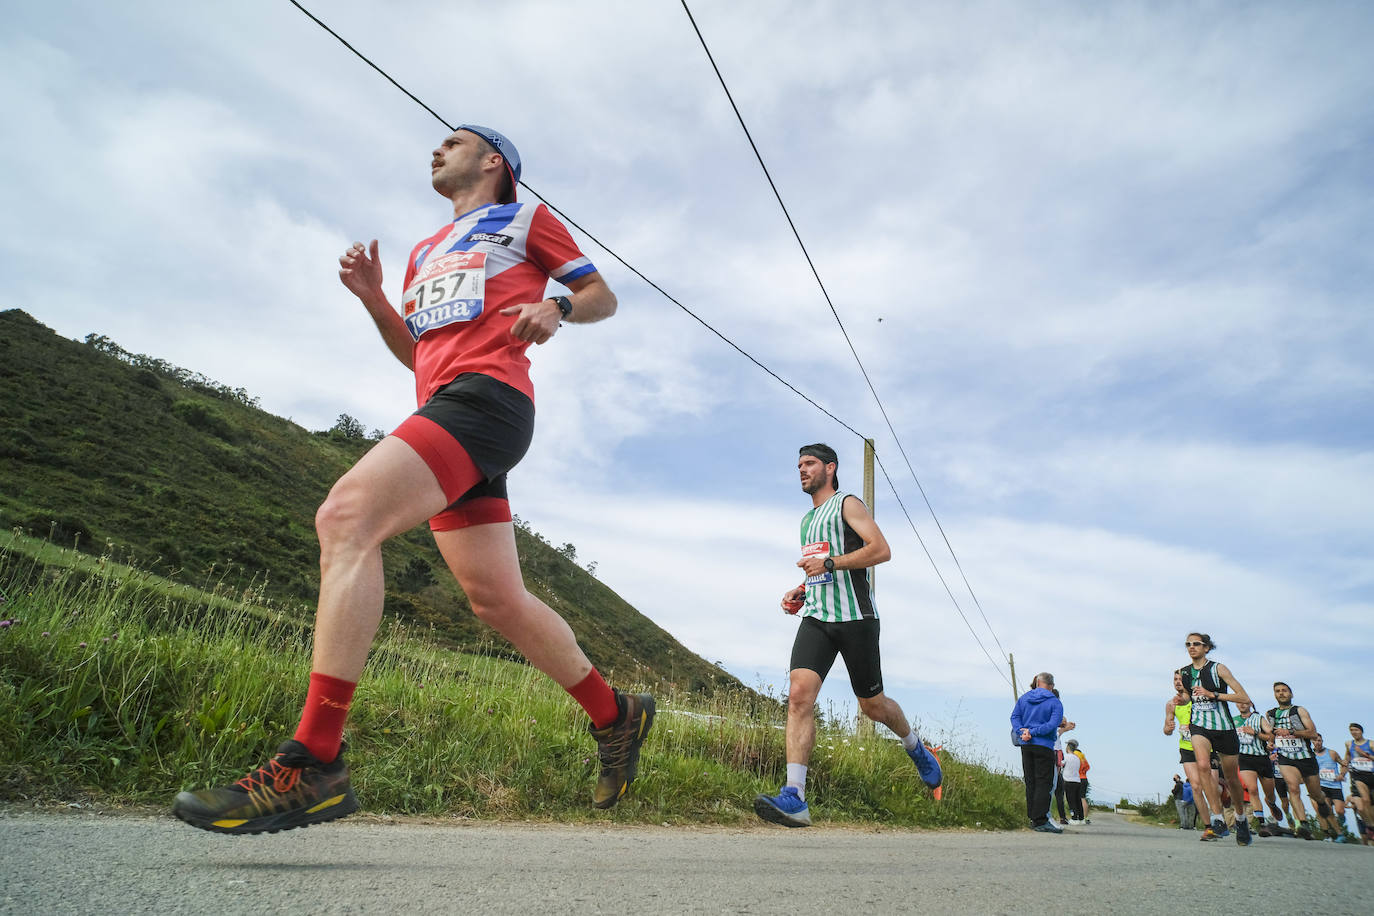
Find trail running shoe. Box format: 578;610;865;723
172;740;357;835
1297;823;1313;840
906;741;943;789
1033;820;1063;833
1200;826;1220;841
754;786;811;827
589;690;655;809
1235;818;1253;846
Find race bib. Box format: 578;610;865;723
402;251;486;340
1191;696;1217;713
1275;736;1304;753
802;541;834;587
1320;768;1338;783
1179;725;1191;740
1352;756;1374;773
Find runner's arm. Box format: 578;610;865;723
1291;706;1320;740
339;239;415;370
1164;699;1176;735
834;495;891;568
559;272;616;323
1211;663;1250;706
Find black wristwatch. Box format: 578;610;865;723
823;557;835;572
550;295;573;320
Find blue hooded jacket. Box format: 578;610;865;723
1010;687;1064;750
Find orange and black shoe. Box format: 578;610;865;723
589;690;655;809
172;740;358;835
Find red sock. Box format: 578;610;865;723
567;668;620;729
293;671;356;763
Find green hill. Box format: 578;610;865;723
0;309;739;695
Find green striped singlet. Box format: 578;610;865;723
799;492;876;623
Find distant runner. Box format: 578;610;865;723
1165;672;1213;828
1312;733;1349;843
754;444;941;828
1232;697;1275;836
1268;681;1343;840
1347;723;1374;844
172;125;653;834
1176;633;1253;846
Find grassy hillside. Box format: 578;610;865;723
0;535;1026;828
0;309;737;694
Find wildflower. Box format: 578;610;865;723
102;637;110;643
0;620;9;629
42;632;50;638
79;642;87;648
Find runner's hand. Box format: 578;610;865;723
797;555;829;576
501;299;561;345
781;586;805;614
339;240;384;302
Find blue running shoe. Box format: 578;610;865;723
907;742;943;789
753;786;811;827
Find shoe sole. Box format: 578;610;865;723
592;695;656;810
172;788;359;835
753;794;811;827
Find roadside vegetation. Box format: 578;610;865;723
0;533;1024;828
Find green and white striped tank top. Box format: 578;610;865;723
1234;711;1266;756
1270;707;1314;760
799;492;876;623
1181;662;1231;731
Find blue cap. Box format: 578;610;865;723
456;124;520;203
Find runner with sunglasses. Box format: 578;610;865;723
1177;633;1253;846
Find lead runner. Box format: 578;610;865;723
173;125;654;833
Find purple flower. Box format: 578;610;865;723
79;642;87;648
101;637;110;643
0;620;10;629
42;632;50;638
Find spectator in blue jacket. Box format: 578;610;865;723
1012;672;1066;832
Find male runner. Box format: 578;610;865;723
1268;681;1342;840
1164;672;1213;828
172;125;653;834
1233;697;1275;835
1346;723;1374;843
1176;633;1253;845
1312;733;1349;842
753;444;941;827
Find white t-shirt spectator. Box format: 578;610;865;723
1062;750;1082;782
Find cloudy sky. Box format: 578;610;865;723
5;0;1372;804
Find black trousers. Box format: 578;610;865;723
1064;780;1085;820
1054;770;1067;820
1021;744;1056;826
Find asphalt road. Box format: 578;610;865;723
2;809;1369;915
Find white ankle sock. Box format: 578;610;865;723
786;763;808;799
900;730;921;752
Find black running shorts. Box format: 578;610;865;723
1238;753;1270;773
1321;785;1345;802
1352;771;1374;792
1179;748;1197;765
789;616;884;698
1277;756;1319;779
1188;725;1239;756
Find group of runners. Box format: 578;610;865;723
1166;632;1373;846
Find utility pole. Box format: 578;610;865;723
1009;652;1019;702
863;438;875;593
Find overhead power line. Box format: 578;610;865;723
677;0;1010;665
284;0;1013;691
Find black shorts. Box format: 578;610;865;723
1277;756;1319;778
1238;753;1270;773
393;373;535;529
1276;778;1288;798
1321;785;1345;802
1188;725;1239;757
1352;771;1374;792
1179;747;1196;764
790;616;884;698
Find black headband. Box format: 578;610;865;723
798;444;838;465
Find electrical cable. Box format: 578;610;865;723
678;0;1010;664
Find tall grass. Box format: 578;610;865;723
0;532;1023;827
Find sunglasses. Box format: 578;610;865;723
1184;641;1206;648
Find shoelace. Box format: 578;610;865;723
235;757;302;795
